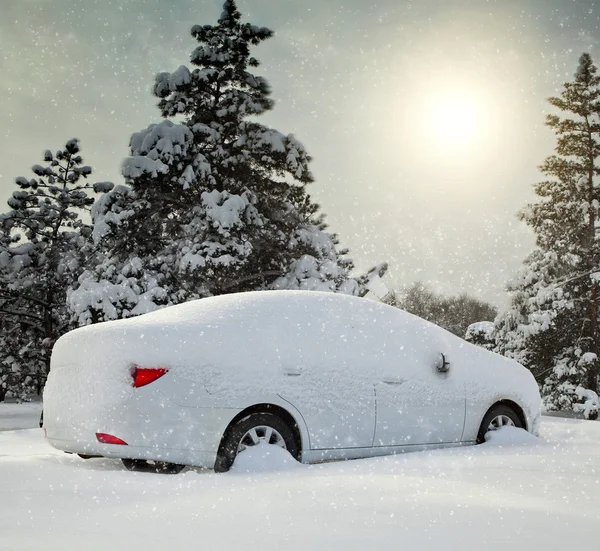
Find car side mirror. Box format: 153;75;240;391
436;353;450;373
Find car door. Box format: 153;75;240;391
374;327;466;447
278;364;376;450
276;316;377;451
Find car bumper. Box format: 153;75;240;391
44;385;241;469
46;435;218;468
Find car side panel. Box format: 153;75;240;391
278;375;376;450
157;374;313;455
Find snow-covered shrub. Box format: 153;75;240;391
574;386;599;420
465;321;496;351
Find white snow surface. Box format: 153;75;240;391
1;416;598;550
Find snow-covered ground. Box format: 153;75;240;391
0;401;42;431
1;412;598;550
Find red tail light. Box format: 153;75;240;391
131;366;168;388
96;433;128;445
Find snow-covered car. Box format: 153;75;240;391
43;291;541;474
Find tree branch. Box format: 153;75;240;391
0;291;50;308
0;307;44;321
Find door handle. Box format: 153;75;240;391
382;378;404;385
283;369;301;377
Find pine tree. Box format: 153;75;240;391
0;139;112;400
70;0;385;325
497;53;600;417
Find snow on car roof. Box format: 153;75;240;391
133;289;412;324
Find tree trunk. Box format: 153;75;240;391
591;283;599;393
587;118;599;393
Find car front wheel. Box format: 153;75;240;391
214;412;299;473
477;404;522;443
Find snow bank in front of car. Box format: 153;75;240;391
230;442;303;474
484;426;540;446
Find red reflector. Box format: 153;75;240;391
131;366;168;388
96;433;128;445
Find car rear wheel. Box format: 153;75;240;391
121;458;185;474
477;404;522;443
214;412;299;473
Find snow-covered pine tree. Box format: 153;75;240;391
496;53;600;417
70;0;385;325
0;140;112;400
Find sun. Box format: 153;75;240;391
427;91;482;146
381;77;501;166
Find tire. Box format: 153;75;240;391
214;412;299;473
121;458;185;474
477;404;522;444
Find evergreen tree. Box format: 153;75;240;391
0;139;112;400
496;53;600;417
70;0;385;325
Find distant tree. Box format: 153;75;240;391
495;53;600;418
70;0;385;325
440;294;499;338
0;140;112;400
391;282;497;338
394;282;439;321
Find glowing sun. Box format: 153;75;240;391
428;91;482;146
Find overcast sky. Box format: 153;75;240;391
1;0;598;307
